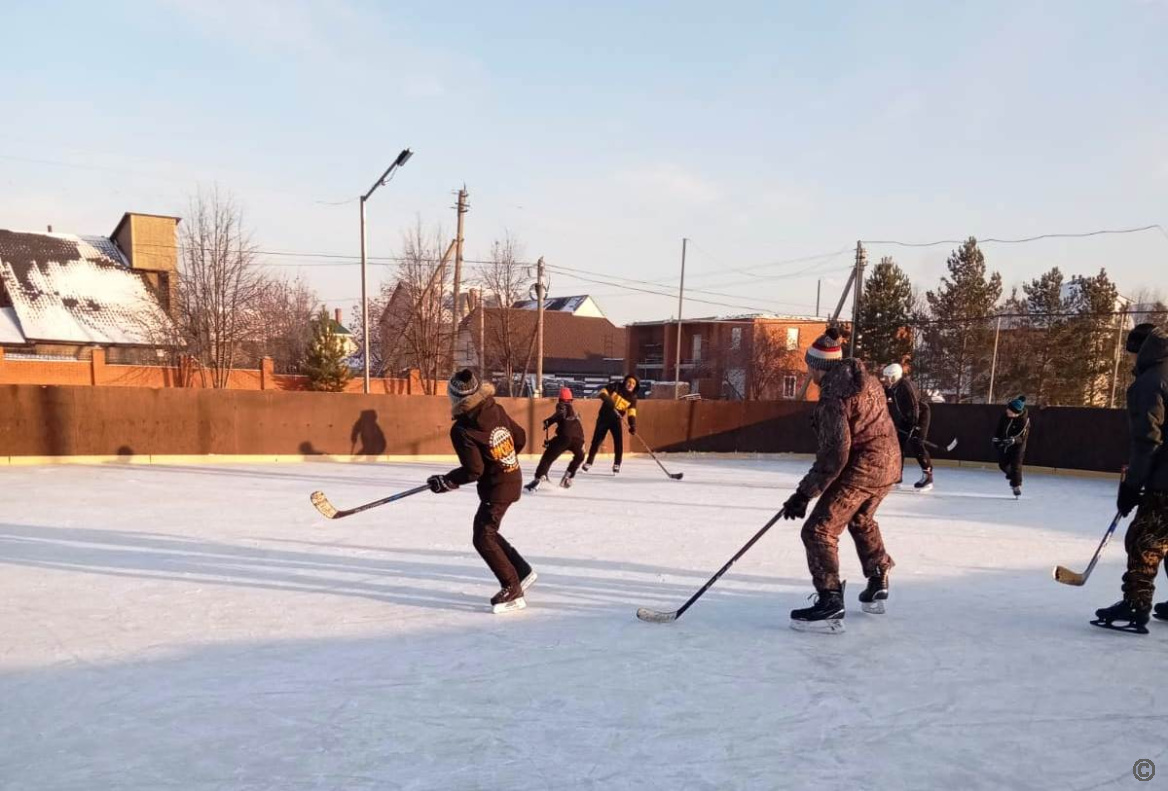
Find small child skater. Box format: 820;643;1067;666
526;387;586;491
428;369;536;613
992;395;1031;498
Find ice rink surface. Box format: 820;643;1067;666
1;457;1164;790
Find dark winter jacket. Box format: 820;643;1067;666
598;377;639;431
447;395;527;504
543;401;585;443
1125;326;1168;493
798;358;902;498
994;410;1030;453
886;377;930;434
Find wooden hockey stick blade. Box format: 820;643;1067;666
946;438;959;451
310;491;339;519
636;607;679;623
1052;565;1087;586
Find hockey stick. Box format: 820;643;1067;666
632;430;684;480
898;428;958;452
310;484;430;520
637;508;785;623
1053;512;1123;586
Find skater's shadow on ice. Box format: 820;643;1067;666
0;523;789;614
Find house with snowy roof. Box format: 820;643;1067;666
0;213;179;360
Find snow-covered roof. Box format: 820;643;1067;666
0;306;26;344
0;229;174;346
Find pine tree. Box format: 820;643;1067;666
1019;267;1077;404
1066;269;1120;406
922;238;1002;403
859;256;914;370
302;307;354;392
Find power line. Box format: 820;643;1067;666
864;225;1168;248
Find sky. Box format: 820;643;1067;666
1;0;1166;326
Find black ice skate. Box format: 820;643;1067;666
858;571;889;614
581;463;591;473
612;463;621;475
490;584;527;614
524;476;547;493
790;582;846;634
914;469;933;492
1154;601;1168;622
1090;599;1149;634
1012;485;1022;499
560;471;574;489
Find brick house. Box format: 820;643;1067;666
626;314;846;400
0;213;179;360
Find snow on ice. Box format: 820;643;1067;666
0;457;1163;790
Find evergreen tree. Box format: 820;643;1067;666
1019;267;1076;404
923;237;1002;403
1066;269;1120;406
303;307;354;392
859;256;914;370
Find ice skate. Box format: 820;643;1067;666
1153;601;1168;622
560;471;574;489
914;469;933;492
520;570;538;593
612;463;621;475
1012;485;1022;499
581;463;591;473
524;476;547;493
1090;599;1149;634
858;571;889;614
490;584;527;614
790;583;846;634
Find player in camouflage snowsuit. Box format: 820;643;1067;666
783;329;902;605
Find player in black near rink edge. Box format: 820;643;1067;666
526;387;586;491
992;395;1030;498
881;363;934;491
583;375;639;475
1093;324;1168;634
428;369;536;614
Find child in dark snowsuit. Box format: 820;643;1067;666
526;388;586;491
993;396;1030;498
427;369;535;614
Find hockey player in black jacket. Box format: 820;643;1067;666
584;375;639;474
993;396;1031;498
881;363;933;490
526;387;586;491
428;369;535;614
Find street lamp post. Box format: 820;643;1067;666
359;148;413;394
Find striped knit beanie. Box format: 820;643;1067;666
805;327;845;370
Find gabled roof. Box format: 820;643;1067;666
0;306;26;344
512;294;601;314
0;229;174;346
460;307;625;371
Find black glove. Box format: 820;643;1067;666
1117;482;1143;517
782;490;810;520
991;437;1002;447
543;439;550;449
628;420;637;435
542;419;551;431
907;426;920;440
427;474;457;494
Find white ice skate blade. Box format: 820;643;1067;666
520;572;538;592
790;618;845;634
491;597;527;614
915;484;933;492
861;601;886;614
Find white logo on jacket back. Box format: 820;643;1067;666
489;427;519;472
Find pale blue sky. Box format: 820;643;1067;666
1;0;1166;324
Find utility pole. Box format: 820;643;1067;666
850;240;867;358
449;186;468;373
816;279;822;318
1109;310;1127;408
797;266;857;401
987;316;1002;403
478;289;486;381
535;257;547;398
358;148;413;393
674;238;688;399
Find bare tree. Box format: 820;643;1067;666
380;220;453;394
173;187;269;388
722;323;803;400
476;232;530;395
253;274;319;374
349;281;394;377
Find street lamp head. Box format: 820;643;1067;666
394;149;413;167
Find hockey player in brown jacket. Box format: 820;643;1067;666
782;328;902;633
427;369;536;614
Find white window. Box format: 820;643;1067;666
786;327;800;351
692;334;702;362
783;374;797;399
730;327;743;351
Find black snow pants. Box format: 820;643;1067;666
586;414;624;467
535;435;586;479
997;446;1025;487
473;501;530;589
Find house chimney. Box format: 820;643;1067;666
335;308;342;324
47;225;52;233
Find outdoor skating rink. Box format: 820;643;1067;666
1;457;1161;790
